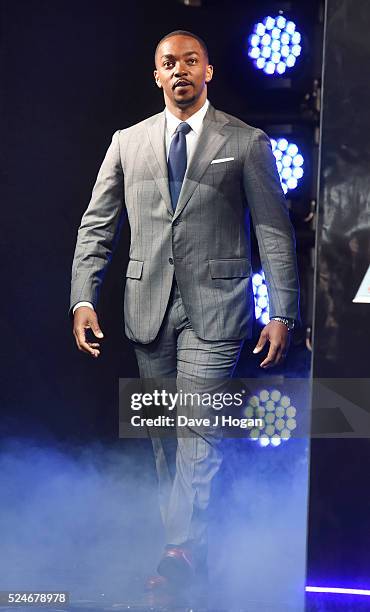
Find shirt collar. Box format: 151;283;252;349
165;98;209;137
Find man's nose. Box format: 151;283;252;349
174;62;188;76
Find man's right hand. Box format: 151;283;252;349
73;307;104;358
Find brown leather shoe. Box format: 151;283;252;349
157;545;195;586
143;573;189;607
157;544;209;606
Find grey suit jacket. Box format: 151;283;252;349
70;103;300;343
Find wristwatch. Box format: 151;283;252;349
270;316;295;331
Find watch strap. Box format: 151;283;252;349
270;316;295;330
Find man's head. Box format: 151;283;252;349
154;30;213;116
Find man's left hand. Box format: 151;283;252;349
253;320;291;368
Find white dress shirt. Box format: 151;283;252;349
165;98;209;161
72;99;210;315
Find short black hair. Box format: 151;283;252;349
154;30;209;64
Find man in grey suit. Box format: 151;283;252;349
70;30;299;598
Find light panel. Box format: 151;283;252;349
252;271;270;325
244;389;297;446
270;138;305;194
248;16;302;76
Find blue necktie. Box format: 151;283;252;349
167;122;192;211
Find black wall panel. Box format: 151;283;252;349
308;0;370;589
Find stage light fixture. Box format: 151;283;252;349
244;389;297;447
248;16;302;76
252;271;270;325
270;137;305;194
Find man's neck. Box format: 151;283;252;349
165;94;207;120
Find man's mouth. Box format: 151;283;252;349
174;80;192;89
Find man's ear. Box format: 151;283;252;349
205;64;214;84
153;69;162;88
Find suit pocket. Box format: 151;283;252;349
209;258;250;279
210;157;235;165
125;259;143;279
207;160;235;175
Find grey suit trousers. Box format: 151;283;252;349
132;276;243;552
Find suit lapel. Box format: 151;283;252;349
143;111;173;216
143;105;230;219
173;105;230;220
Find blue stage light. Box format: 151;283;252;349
244;389;297;447
265;16;275;30
250;34;260;47
249;47;260;59
270;138;305;194
252;271;270;324
285;20;296;35
248;16;302;75
265;61;275;75
261;46;272;59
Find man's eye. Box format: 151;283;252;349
188;58;197;64
164;62;173;68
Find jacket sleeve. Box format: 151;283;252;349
69;130;125;318
242;129;301;323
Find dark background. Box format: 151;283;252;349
1;0;370;603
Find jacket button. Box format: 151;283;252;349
168;257;174;265
173;220;179;226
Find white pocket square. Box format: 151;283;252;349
210;157;234;164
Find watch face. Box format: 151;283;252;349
280;318;294;330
